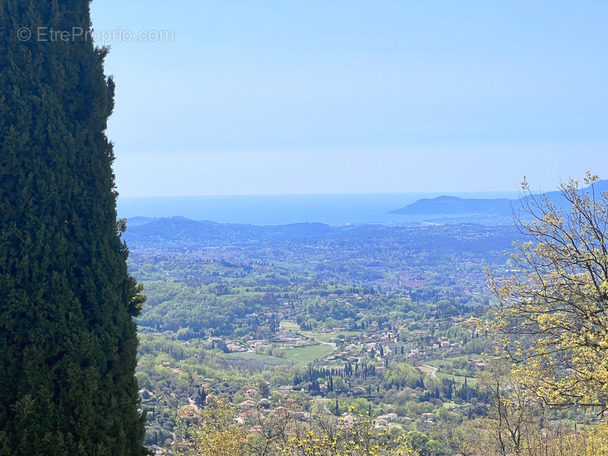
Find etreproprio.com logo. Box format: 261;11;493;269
17;27;175;44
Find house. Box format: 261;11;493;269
239;400;257;411
179;404;200;418
421;412;435;422
249;340;267;348
138;389;153;400
375;418;388;429
472;361;487;371
341;414;354;428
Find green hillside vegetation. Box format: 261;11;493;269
283;344;334;363
128;177;608;454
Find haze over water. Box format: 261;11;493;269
117;191;520;226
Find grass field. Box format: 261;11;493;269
301;331;362;343
442;402;460;410
280;320;300;331
279;321;362;344
425;355;471;367
225;352;288;362
283;344;334;363
436;371;477;387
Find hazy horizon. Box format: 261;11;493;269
118;189;522;199
117;190;524;225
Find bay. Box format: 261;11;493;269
117;191;519;226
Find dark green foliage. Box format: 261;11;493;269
0;1;147;454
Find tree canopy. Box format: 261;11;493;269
0;1;146;454
490;173;608;411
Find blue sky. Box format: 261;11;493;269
90;1;608;197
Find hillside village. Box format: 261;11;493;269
137;301;496;452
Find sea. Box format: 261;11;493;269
117;191;520;226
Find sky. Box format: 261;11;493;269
90;1;608;197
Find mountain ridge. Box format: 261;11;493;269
389;180;608;223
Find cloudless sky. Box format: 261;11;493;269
90;1;608;197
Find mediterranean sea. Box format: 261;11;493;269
117;191;519;226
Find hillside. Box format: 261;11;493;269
389;179;608;224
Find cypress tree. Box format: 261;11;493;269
0;1;147;455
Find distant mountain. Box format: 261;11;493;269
123;216;522;259
126;216;159;226
122;217;342;252
389;180;608;225
390;196;513;217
